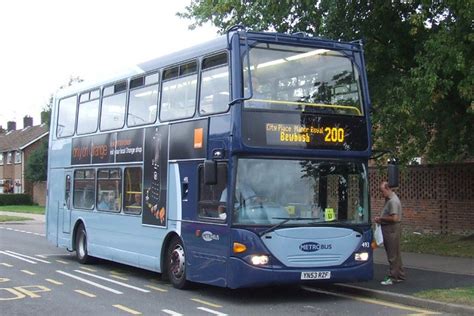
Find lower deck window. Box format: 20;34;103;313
97;168;122;212
123;167;142;215
73;169;95;209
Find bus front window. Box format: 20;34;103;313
244;44;363;116
233;159;369;226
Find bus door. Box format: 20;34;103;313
61;172;72;234
181;162;229;287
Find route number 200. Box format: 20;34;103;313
324;127;344;143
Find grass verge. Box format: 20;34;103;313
0;205;45;214
0;215;32;222
401;233;474;258
415;287;474;307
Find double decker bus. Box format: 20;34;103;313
46;27;374;289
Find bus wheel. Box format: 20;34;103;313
166;237;188;289
75;224;92;264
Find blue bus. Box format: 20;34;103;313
46;27;374;289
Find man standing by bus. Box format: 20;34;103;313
375;181;406;285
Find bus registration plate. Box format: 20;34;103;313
301;271;331;280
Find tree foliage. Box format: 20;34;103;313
179;0;473;163
25;140;48;183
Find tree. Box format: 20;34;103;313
179;0;473;163
25;140;48;183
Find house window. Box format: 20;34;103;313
0;153;3;165
7;152;12;164
15;151;21;164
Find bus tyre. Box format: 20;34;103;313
75;224;93;264
166;237;188;289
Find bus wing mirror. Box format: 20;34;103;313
388;163;399;188
204;160;217;185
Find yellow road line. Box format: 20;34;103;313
0;263;13;267
79;267;97;272
21;270;36;276
75;290;96;298
56;260;69;264
110;274;128;281
113;304;142;315
145;285;168;292
45;279;63;285
302;286;440;315
110;270;126;275
191;298;222;308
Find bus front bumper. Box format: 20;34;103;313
226;257;373;289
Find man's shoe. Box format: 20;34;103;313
381;277;393;285
394;278;404;283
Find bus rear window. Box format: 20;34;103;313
57;95;77;138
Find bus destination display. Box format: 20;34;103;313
243;111;368;151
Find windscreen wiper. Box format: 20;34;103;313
258;217;317;237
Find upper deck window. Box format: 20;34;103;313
128;73;159;127
200;52;229;115
77;89;100;135
244;44;363;116
101;82;127;131
57;95;77;138
160;61;198;121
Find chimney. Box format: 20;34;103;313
7;121;16;132
23;116;33;128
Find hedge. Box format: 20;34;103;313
0;194;33;206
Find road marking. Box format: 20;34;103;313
36;255;47;259
79;267;97;272
113;304;142;315
21;270;36;276
74;290;96;298
196;307;227;316
110;274;128;281
0;263;13;267
56;260;69;264
45;279;63;285
74;270;150;293
56;270;123;294
302;286;440;314
191;298;222;308
161;309;183;316
0;251;37;264
4;250;51;263
145;285;168;292
0;278;10;282
110;270;126;275
0;226;45;237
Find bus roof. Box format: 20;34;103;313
54;30;363;100
54;34;228;99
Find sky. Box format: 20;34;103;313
0;0;217;129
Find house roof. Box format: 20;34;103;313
0;124;49;152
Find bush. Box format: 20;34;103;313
0;194;33;206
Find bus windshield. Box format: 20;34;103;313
244;43;363;116
233;158;369;226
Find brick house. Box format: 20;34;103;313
0;116;49;205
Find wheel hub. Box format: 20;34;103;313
170;245;185;279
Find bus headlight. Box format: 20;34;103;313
250;255;269;265
355;252;369;261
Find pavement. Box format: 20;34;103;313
1;211;473;314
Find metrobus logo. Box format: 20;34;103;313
299;242;332;252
